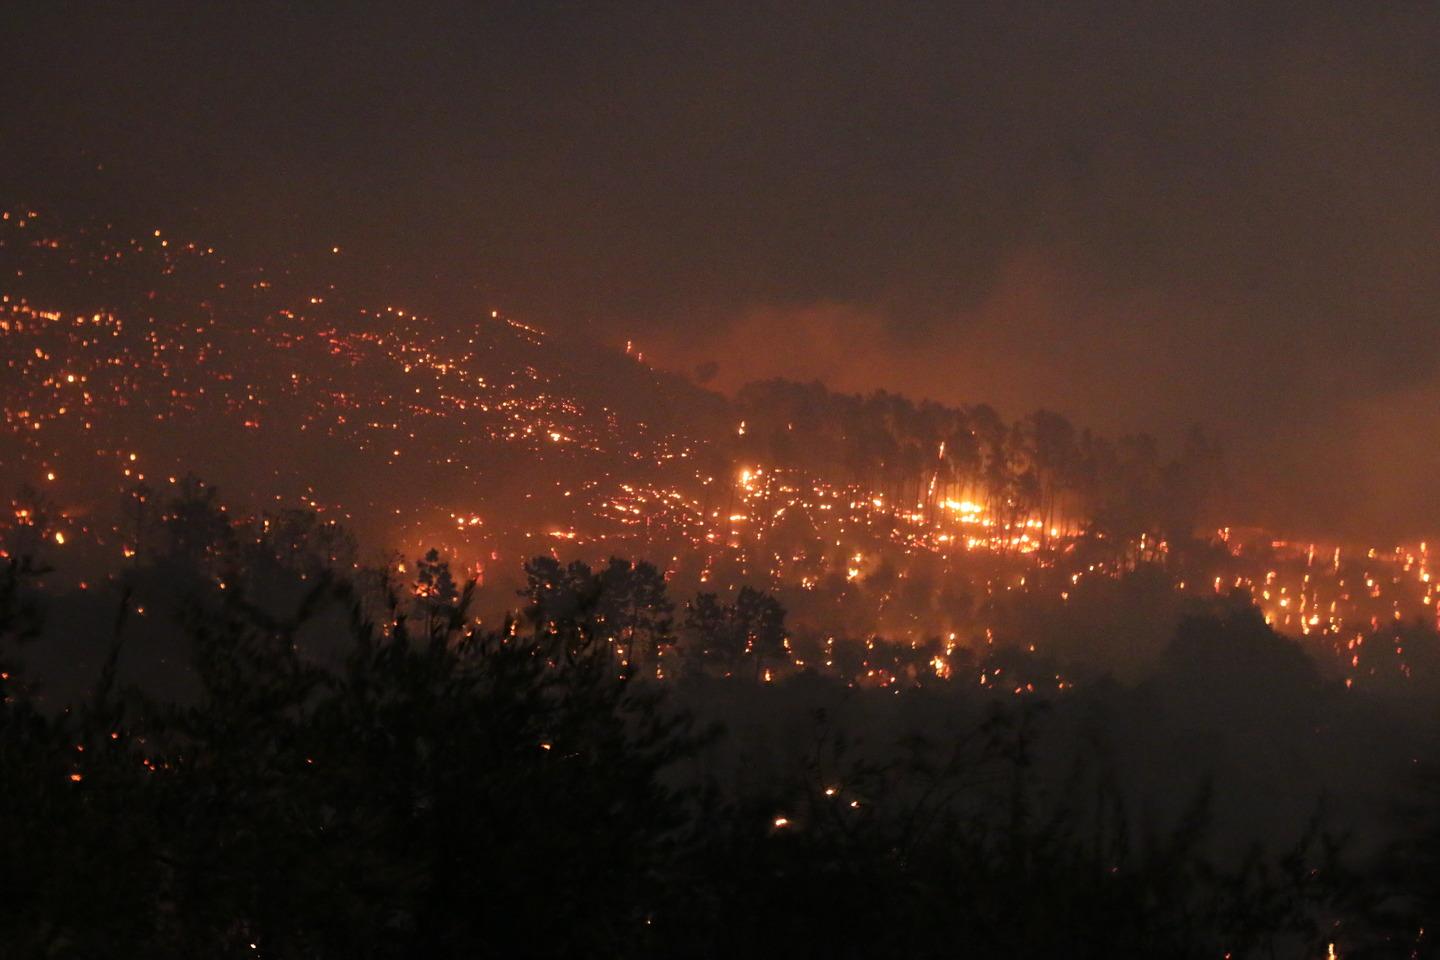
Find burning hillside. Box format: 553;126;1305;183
3;209;1437;692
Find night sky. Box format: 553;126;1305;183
6;0;1440;535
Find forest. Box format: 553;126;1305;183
5;477;1440;959
730;379;1226;549
9;0;1440;954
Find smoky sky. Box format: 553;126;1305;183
6;0;1440;537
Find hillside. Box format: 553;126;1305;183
4;209;1436;694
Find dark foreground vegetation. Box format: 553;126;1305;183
6;516;1440;958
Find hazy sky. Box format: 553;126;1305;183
6;0;1440;535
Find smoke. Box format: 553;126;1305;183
654;240;1440;539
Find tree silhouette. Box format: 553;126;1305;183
597;557;676;670
682;587;787;681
